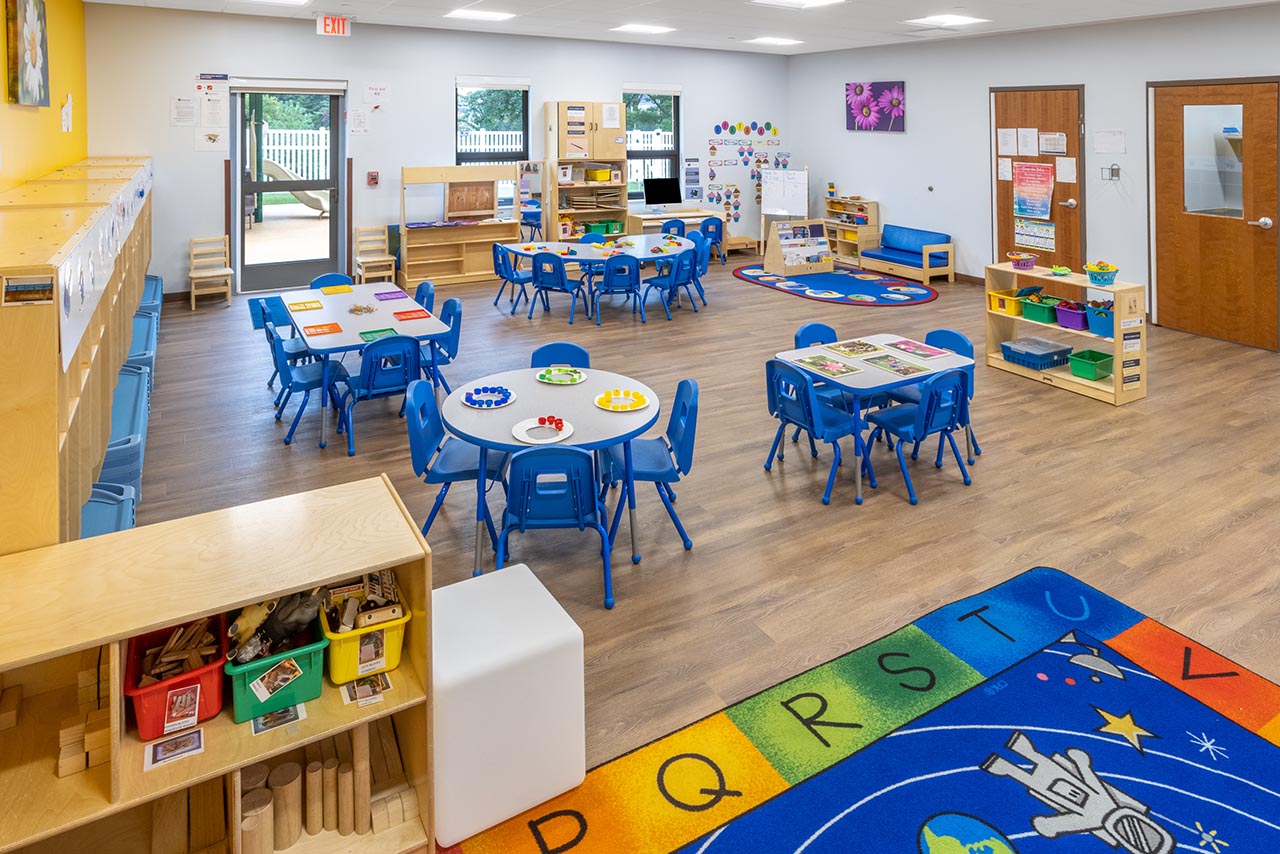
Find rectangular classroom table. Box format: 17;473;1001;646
776;333;974;504
284;283;449;448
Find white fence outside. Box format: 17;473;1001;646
262;128;330;180
453;129;676;155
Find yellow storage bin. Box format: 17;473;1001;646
585;168;611;182
988;289;1026;316
321;608;411;684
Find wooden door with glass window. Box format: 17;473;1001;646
1153;82;1278;350
992;88;1085;270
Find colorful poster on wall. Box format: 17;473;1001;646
1014;218;1056;251
1012;162;1055;220
845;82;906;133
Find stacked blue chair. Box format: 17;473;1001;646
80;483;137;539
141;274;163;315
495;447;615;608
592;255;644;325
491;245;530;314
100;363;152;499
642;249;699;321
866;368;973;505
529;252;591;325
310;273;353;289
701;217;726;265
886;329;982;464
332;334;421;457
126;309;159;386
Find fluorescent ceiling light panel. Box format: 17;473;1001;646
242;0;310;6
903;14;990;26
611;23;675;34
750;0;844;8
746;36;804;45
445;8;516;21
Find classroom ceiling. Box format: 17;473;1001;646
91;0;1279;54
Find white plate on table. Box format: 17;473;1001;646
535;367;587;386
512;418;574;444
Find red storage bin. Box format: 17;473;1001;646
123;614;228;741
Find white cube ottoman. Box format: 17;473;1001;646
433;564;585;847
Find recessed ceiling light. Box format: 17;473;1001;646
444;8;516;21
242;0;310;7
750;0;844;8
611;23;675;34
745;36;804;45
903;14;990;26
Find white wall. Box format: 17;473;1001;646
788;4;1280;282
85;4;788;290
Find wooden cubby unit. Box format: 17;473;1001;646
399;164;520;288
0;476;433;853
823;196;879;264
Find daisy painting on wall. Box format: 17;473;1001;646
6;0;50;107
845;81;905;133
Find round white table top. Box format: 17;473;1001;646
440;368;661;453
501;233;694;263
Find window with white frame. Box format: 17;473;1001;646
624;91;680;199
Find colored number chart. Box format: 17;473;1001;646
449;568;1280;854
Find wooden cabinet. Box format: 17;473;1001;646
543;101;630;239
823;196;879;264
0;476;434;854
554;102;625;160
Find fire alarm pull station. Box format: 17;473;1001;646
367;171;379;187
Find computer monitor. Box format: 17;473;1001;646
643;177;682;210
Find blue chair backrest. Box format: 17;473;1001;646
765;359;819;432
355;334;420;398
265;322;296;385
579;233;607;245
661;220;685;237
437;298;462;361
249;296;291;330
915;369;968;436
666;378;699;476
522;200;541;221
923;329;975;398
599;255;640;293
701;217;724;243
795;322;839;349
506;447;598;531
414;280;435;313
880;224;951;254
532;252;568;290
405;379;445;477
492;243;512;279
310;273;353;289
686;230;706;248
531;342;590;369
694;236;711;277
671;249;697;285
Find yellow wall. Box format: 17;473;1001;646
0;0;87;191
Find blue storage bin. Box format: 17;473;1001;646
1086;306;1115;339
1000;337;1072;371
110;365;150;446
81;482;137;538
142;274;163;314
102;435;143;498
130;310;158;357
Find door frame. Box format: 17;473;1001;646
988;84;1087;266
1146;76;1280;327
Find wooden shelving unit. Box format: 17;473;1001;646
543;100;628;239
399;164;520;288
0;476;433;854
823;196;879;264
0;158;152;554
985;262;1148;406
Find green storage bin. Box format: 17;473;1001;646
599;219;622;235
1021;296;1061;324
1068;349;1114;381
224;621;329;723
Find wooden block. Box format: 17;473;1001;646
371;773;408;800
151;790;189;854
188;777;227;851
80;647;100;670
351;723;370;771
84;720;111;752
367;718;390;783
76;684;97;706
58;715;86;750
303;741;322;767
385;791;404;827
191;842;227;854
320;737;336;765
377;717;403;778
370;798;389;834
399;789;419;821
240;787;274;854
305;761;322;836
354;766;371;835
56;744;86;777
240;787;273;821
267;761;302;850
86;707;110;726
335;729;353;766
87;746;110;767
239;813;271;854
322;758;339;832
77;667;100;688
338;762;354;836
241;762;270;792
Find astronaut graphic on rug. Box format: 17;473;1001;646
983;731;1174;854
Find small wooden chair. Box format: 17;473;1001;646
354;226;396;284
188;236;233;310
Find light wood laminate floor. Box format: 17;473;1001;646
151;261;1280;768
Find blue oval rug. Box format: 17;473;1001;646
734;263;939;307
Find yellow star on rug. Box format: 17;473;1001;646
1094;707;1157;753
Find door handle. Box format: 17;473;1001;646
1248;216;1274;230
1058;198;1078;209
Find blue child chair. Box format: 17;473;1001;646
530;342;590;369
592;255;644;325
660;219;685;237
310;273;353;289
521;199;543;241
866;368;972;505
577;233;608;291
686;230;711;306
701;216;726;265
491;244;531;313
642;249;699;321
529;252;591;325
266;322;348;445
424;297;462;393
405;379;507;545
413;280;435;313
495;447;615;608
250;298;309;397
604;378;699;551
886;329;982;464
332;334;421;456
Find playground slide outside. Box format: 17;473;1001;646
260;159;330;215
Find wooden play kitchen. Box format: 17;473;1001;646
985;260;1147;405
0;477;434;854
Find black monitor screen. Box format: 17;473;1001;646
643;177;681;205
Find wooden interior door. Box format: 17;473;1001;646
992;88;1085;270
591;102;627;160
1153;82;1279;350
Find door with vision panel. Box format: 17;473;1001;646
1152;82;1278;350
991;87;1085;270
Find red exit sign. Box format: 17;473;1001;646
316;15;350;36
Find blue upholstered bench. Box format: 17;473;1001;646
860;223;955;285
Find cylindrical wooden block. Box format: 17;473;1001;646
240;789;274;854
322;758;339;832
305;761;323;836
241;762;271;792
268;762;303;850
351;723;370;770
338;762;354;836
354;767;371;835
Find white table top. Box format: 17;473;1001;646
777;332;975;395
440;368;660;453
501;234;694;263
284;283;448;354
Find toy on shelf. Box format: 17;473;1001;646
1084;261;1119;285
1050;265;1071;276
229;590;328;665
1006;251;1037;271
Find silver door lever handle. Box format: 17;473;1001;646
1058;199;1078;209
1248;216;1274;229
